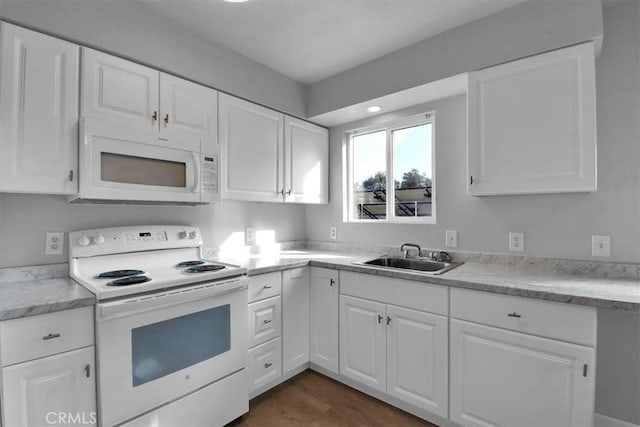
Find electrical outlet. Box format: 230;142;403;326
508;232;525;252
445;230;458;248
592;235;610;257
330;227;337;240
45;232;65;255
245;226;255;245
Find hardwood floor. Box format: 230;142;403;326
235;370;437;427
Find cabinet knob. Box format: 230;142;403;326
264;363;273;368
507;312;522;318
329;278;335;287
263;285;272;289
378;314;383;324
68;170;74;182
386;316;392;325
152;111;158;121
164;113;170;124
277;189;284;195
263;319;272;324
286;189;292;196
85;364;91;378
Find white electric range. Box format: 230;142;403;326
69;225;249;427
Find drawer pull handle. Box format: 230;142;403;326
263;319;272;324
85;364;91;378
507;312;522;318
263;285;272;289
42;333;61;340
378;314;383;324
264;363;272;368
330;278;335;287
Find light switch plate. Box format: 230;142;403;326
592;235;610;257
445;230;458;248
45;232;65;255
330;227;337;240
508;232;524;252
245;226;255;245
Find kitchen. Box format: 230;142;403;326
0;0;638;426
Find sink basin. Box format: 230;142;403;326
356;256;461;275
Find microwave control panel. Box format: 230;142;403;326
202;155;218;194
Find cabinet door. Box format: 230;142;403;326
219;93;284;202
159;73;217;153
2;347;96;427
282;267;310;373
339;295;386;392
284;116;329;204
81;48;159;129
450;319;595;427
468;42;596;195
387;305;448;418
0;23;79;195
309;267;339;373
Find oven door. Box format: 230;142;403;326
74;119;203;204
95;278;248;427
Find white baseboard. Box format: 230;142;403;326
595;413;640;427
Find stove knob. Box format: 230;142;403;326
178;230;188;239
93;233;105;245
188;231;197;239
78;234;91;247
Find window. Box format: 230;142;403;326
346;113;434;223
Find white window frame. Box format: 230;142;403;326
344;112;435;224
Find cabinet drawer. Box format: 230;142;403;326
1;307;94;366
248;296;281;348
450;288;596;346
248;337;282;394
248;272;282;303
340;271;448;316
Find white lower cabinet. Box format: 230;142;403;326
248;337;282;393
386;305;448;416
309;267;340;373
282;267;310;373
2;344;96;427
450;319;595;427
339;294;449;418
339;295;386;391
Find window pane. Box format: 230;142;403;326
352;131;386;220
392;124;432;218
131;305;231;386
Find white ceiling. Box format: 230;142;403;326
140;0;528;84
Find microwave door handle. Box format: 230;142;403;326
192;152;201;193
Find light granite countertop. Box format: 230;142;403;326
0;278;95;321
214;249;640;312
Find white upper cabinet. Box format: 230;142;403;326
0;23;79;195
159;73;217;153
219;93;284;202
82;48;159;130
284;116;329;204
219;94;329;204
82;49;217;153
467;42;597;196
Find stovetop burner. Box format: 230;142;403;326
176;261;206;267
96;269;145;279
107;276;152;287
184;265;226;273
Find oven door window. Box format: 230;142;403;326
101;152;187;188
131;305;231;387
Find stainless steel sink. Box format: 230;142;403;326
355;256;461;275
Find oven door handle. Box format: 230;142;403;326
98;277;247;321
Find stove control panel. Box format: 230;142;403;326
69;226;202;259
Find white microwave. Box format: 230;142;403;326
69;119;218;204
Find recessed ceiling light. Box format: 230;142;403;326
366;105;382;113
224;0;248;3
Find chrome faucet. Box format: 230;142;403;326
400;243;421;258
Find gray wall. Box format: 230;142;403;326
307;0;603;118
306;2;640;423
0;193;307;267
0;0;306;117
306;1;640;264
